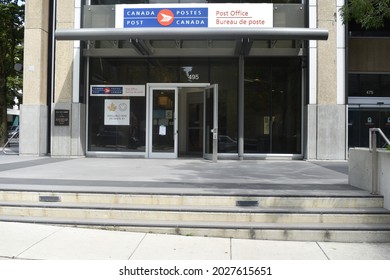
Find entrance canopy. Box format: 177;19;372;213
55;27;328;57
55;27;329;41
55;27;328;41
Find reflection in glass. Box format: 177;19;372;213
348;109;390;148
88;97;146;152
187;102;203;154
204;88;214;155
349;74;390;97
88;58;237;154
244;58;302;154
152;90;176;153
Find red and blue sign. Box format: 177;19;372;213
123;7;208;28
91;86;123;95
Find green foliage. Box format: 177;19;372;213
0;0;24;144
340;0;390;29
387;145;390;151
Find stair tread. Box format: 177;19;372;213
1;215;390;230
1;201;390;214
0;185;380;197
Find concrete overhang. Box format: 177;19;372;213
55;27;329;41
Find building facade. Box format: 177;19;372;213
21;0;353;160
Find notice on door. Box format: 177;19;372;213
159;125;167;136
104;99;130;126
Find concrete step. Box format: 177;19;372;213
1;216;390;243
1;189;389;242
1;201;390;224
0;191;384;208
2;201;390;214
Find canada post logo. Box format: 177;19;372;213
123;8;208;28
91;86;123;95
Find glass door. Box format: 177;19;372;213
149;88;178;158
203;84;218;162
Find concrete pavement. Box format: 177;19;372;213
0;155;352;196
1;221;390;260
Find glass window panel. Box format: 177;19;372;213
270;59;301;154
349;19;390;37
88;96;146;152
348;74;390;97
244;58;302;154
88;58;238;154
88;58;148;152
152;89;176;153
148;59;179;83
382;75;390;97
380;110;390;148
348;109;390;149
244;61;271;153
210;59;238;153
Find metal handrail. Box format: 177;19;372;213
2;128;19;155
369;128;390;195
369;128;390;151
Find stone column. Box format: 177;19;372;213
20;0;50;156
51;0;85;157
316;0;347;160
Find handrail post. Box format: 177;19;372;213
370;129;378;195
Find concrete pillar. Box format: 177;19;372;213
51;0;85;157
306;0;347;160
20;0;50;156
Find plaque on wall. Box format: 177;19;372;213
54;110;70;126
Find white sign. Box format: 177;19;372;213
104;99;130;126
115;4;273;29
91;85;145;97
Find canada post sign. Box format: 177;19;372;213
123;8;208;28
116;4;273;28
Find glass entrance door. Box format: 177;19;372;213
203;84;218;162
149;88;178;158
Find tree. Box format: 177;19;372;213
340;0;390;29
0;0;24;145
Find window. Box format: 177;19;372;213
244;58;302;154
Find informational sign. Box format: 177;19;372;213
90;85;145;97
159;125;166;136
385;117;390;126
104;99;130;126
115;4;273;28
54;110;70;126
365;117;375;126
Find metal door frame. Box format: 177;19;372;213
203;84;218;162
146;83;210;158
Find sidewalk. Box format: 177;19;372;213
0;155;389;260
1;221;390;260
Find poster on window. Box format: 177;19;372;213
104;99;130;125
